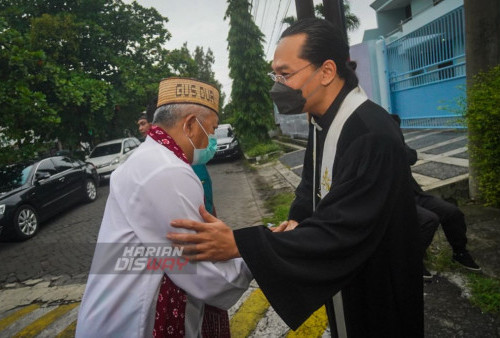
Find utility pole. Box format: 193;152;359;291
464;0;500;200
323;0;348;44
295;0;314;19
294;0;349;46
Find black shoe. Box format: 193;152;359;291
423;266;433;281
452;252;481;271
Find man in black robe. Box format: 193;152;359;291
168;18;423;337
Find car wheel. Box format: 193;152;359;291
13;205;39;240
84;179;98;202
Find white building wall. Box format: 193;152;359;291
388;0;463;42
411;0;434;15
350;42;375;102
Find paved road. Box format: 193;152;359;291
0;185;109;287
208;160;268;230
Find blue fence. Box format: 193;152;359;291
386;6;466;129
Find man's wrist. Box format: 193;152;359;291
230;232;241;259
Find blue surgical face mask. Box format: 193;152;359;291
187;118;217;165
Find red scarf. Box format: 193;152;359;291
148;125;230;337
148;125;189;164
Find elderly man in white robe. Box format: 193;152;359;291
76;78;251;337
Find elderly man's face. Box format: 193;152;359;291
137;118;152;136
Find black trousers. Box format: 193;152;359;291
415;192;468;254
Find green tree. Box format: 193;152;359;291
0;0;201;162
194;46;216;82
225;0;274;145
192;46;225;112
0;17;59;162
27;12;114;146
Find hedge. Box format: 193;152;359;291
466;65;500;206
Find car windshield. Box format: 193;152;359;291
0;163;34;191
89;143;122;158
215;128;231;138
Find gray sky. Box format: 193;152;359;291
131;1;378;98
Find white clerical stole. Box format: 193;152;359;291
311;86;368;201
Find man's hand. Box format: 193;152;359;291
271;219;299;232
167;205;240;262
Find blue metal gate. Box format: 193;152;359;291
386;6;466;128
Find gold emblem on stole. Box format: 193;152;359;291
321;167;332;193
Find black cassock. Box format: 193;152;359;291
233;85;423;337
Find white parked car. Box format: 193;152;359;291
87;137;140;181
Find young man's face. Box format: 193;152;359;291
271;33;322;113
137;118;152;136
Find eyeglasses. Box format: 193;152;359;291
267;63;313;84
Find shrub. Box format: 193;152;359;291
466;65;500;207
245;142;281;158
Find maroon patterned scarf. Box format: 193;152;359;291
148;125;189;164
149;126;188;337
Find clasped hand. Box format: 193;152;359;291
270;219;299;232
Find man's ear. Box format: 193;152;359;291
320;60;337;86
182;114;198;137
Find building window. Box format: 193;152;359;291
404;5;412;20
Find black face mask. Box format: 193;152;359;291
269;82;306;115
269;66;322;115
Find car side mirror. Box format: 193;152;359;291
35;172;51;183
124;147;131;153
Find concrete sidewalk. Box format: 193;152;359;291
403;129;469;200
278;129;470;196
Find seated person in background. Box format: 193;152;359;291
392;115;481;280
76;77;251;337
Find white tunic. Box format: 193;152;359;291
76;137;252;337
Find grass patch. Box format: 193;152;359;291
425;241;454;271
244;142;281;158
261;192;295;226
425;231;500;316
275;141;301;154
467;274;500;314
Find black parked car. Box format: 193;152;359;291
0;156;99;240
213;124;241;160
